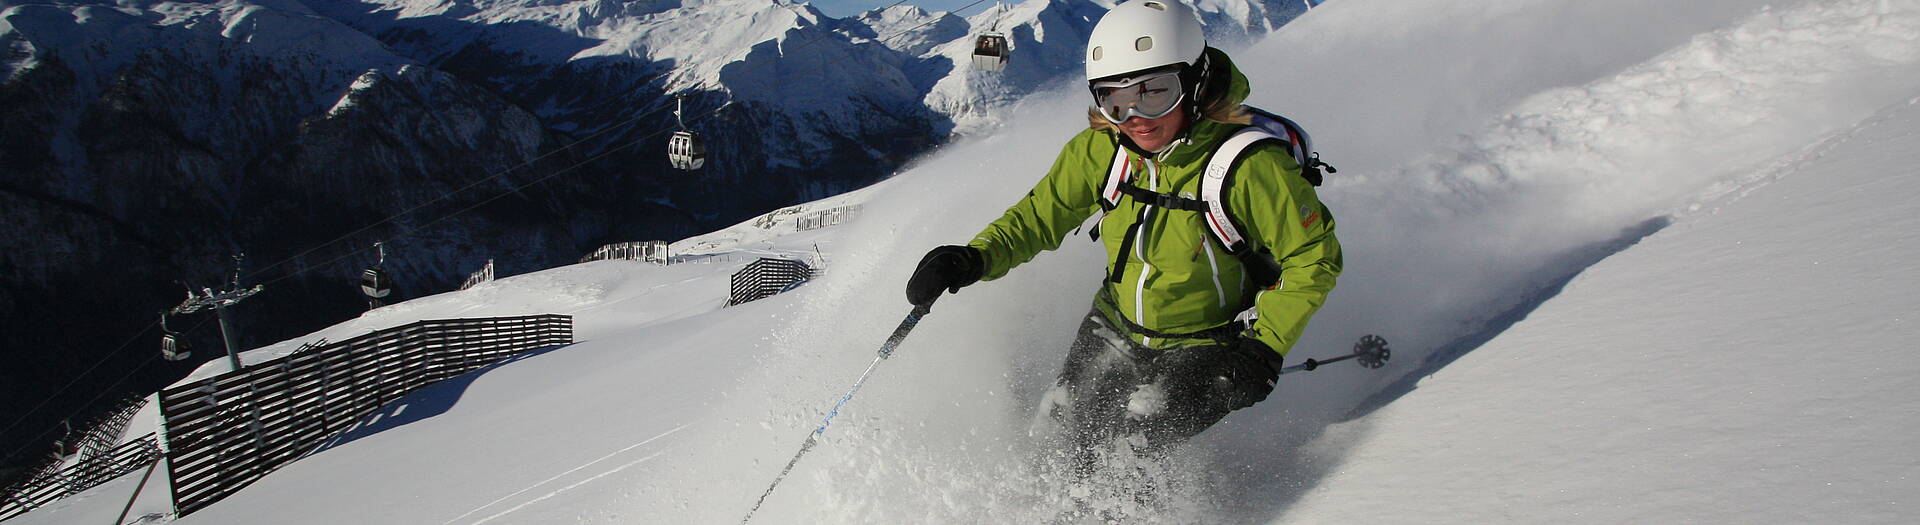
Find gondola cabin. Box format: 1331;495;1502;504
668;130;706;170
161;332;191;361
360;267;393;299
160;313;191;361
972;32;1009;72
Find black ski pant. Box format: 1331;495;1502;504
1040;308;1248;473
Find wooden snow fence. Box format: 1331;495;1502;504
580;240;669;264
155;314;572;516
727;258;813;306
0;434;160;522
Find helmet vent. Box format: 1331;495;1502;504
1144;1;1166;11
1091;46;1104;61
1134;36;1153;52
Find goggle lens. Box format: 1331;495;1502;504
1093;72;1184;124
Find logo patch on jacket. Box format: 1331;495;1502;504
1300;204;1320;229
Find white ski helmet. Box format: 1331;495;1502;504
1084;0;1207;82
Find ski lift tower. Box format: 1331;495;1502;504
171;253;265;372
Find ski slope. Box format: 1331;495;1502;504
14;0;1920;523
1280;86;1920;524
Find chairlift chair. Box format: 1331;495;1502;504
972;32;1010;72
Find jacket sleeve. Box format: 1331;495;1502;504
1229;146;1343;357
966;130;1109;280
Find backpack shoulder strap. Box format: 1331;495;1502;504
1202;108;1341;288
1200;123;1284;255
1200;107;1338;250
1097;144;1131;212
1086;142;1131;241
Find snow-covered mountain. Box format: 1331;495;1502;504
855;0;1305;134
2;0;1314;192
0;0;1313;448
13;0;1920;522
0;2;1317;467
294;0;1314;167
0;0;594;473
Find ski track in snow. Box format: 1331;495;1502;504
440;424;689;525
466;451;667;525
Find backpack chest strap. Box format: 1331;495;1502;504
1114;184;1207;211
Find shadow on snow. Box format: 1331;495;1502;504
1203;216;1674;522
311;343;577;454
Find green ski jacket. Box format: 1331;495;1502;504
966;58;1341;357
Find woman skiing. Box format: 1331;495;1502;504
903;0;1343;476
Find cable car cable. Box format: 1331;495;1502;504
0;319;158;444
246;0;975;284
0;353;161;466
253;125;673;289
11;0;969;457
0;0;1016;474
237;0;997;310
0;313;210;465
238;81;673;285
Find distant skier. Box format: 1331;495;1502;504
904;0;1341;480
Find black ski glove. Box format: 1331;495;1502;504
1220;338;1285;409
905;245;985;306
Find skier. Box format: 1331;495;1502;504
904;0;1341;480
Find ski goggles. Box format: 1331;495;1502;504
1091;70;1186;124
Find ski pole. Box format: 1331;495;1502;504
1278;334;1391;375
741;302;935;524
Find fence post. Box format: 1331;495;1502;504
113;455;161;525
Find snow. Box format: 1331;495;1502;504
1281;91;1920;525
15;0;1920;523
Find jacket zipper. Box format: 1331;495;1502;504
1134;158;1158;346
1200;235;1229;309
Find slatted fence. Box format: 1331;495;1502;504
72;397;148;464
460;259;496;290
794;205;861;231
580;241;669;264
727;258;813;306
156;314;572;516
0;434;159;522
